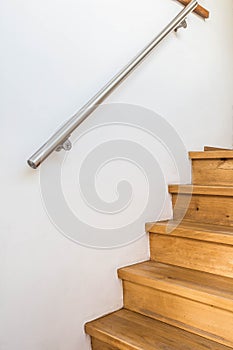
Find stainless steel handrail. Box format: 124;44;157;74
28;0;198;169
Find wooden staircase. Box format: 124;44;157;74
85;148;233;350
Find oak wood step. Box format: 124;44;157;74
191;158;233;186
189;151;233;159
204;146;233;151
118;261;233;312
146;220;233;245
123;280;233;347
169;185;233;227
149;232;233;278
91;338;116;350
121;262;233;347
169;185;233;196
86;309;231;350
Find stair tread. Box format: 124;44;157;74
86;309;232;350
146;220;233;245
168;184;233;196
204;146;233;152
118;261;233;312
189;151;233;159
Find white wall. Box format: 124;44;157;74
1;0;233;349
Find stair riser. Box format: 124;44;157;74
92;338;117;350
192;159;233;186
150;234;233;278
172;193;233;226
123;281;233;348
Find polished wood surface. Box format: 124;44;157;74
189;151;233;159
192;159;233;186
204;146;232;151
92;338;117;350
87;309;231;350
123;281;233;347
150;234;233;278
171;193;233;226
146;220;233;245
119;261;233;311
169;184;233;196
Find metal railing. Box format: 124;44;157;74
27;0;198;169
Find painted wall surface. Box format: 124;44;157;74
1;0;233;349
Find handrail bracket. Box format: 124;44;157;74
175;19;188;32
56;138;72;152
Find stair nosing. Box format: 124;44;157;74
168;184;233;196
146;220;233;245
189;151;233;159
86;309;233;350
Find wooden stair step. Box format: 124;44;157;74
149;233;233;278
120;264;233;347
91;339;114;349
190;153;233;186
168;185;233;226
85;309;231;350
146;220;233;245
189;151;233;159
169;185;233;196
204;146;233;152
118;261;233;312
148;225;233;277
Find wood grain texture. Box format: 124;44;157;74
204;146;233;152
123;281;233;347
189;151;233;159
92;338;118;350
86;309;231;350
146;220;233;245
176;0;209;19
150;234;233;278
171;193;233;226
118;261;233;312
169;184;233;196
192;159;233;186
